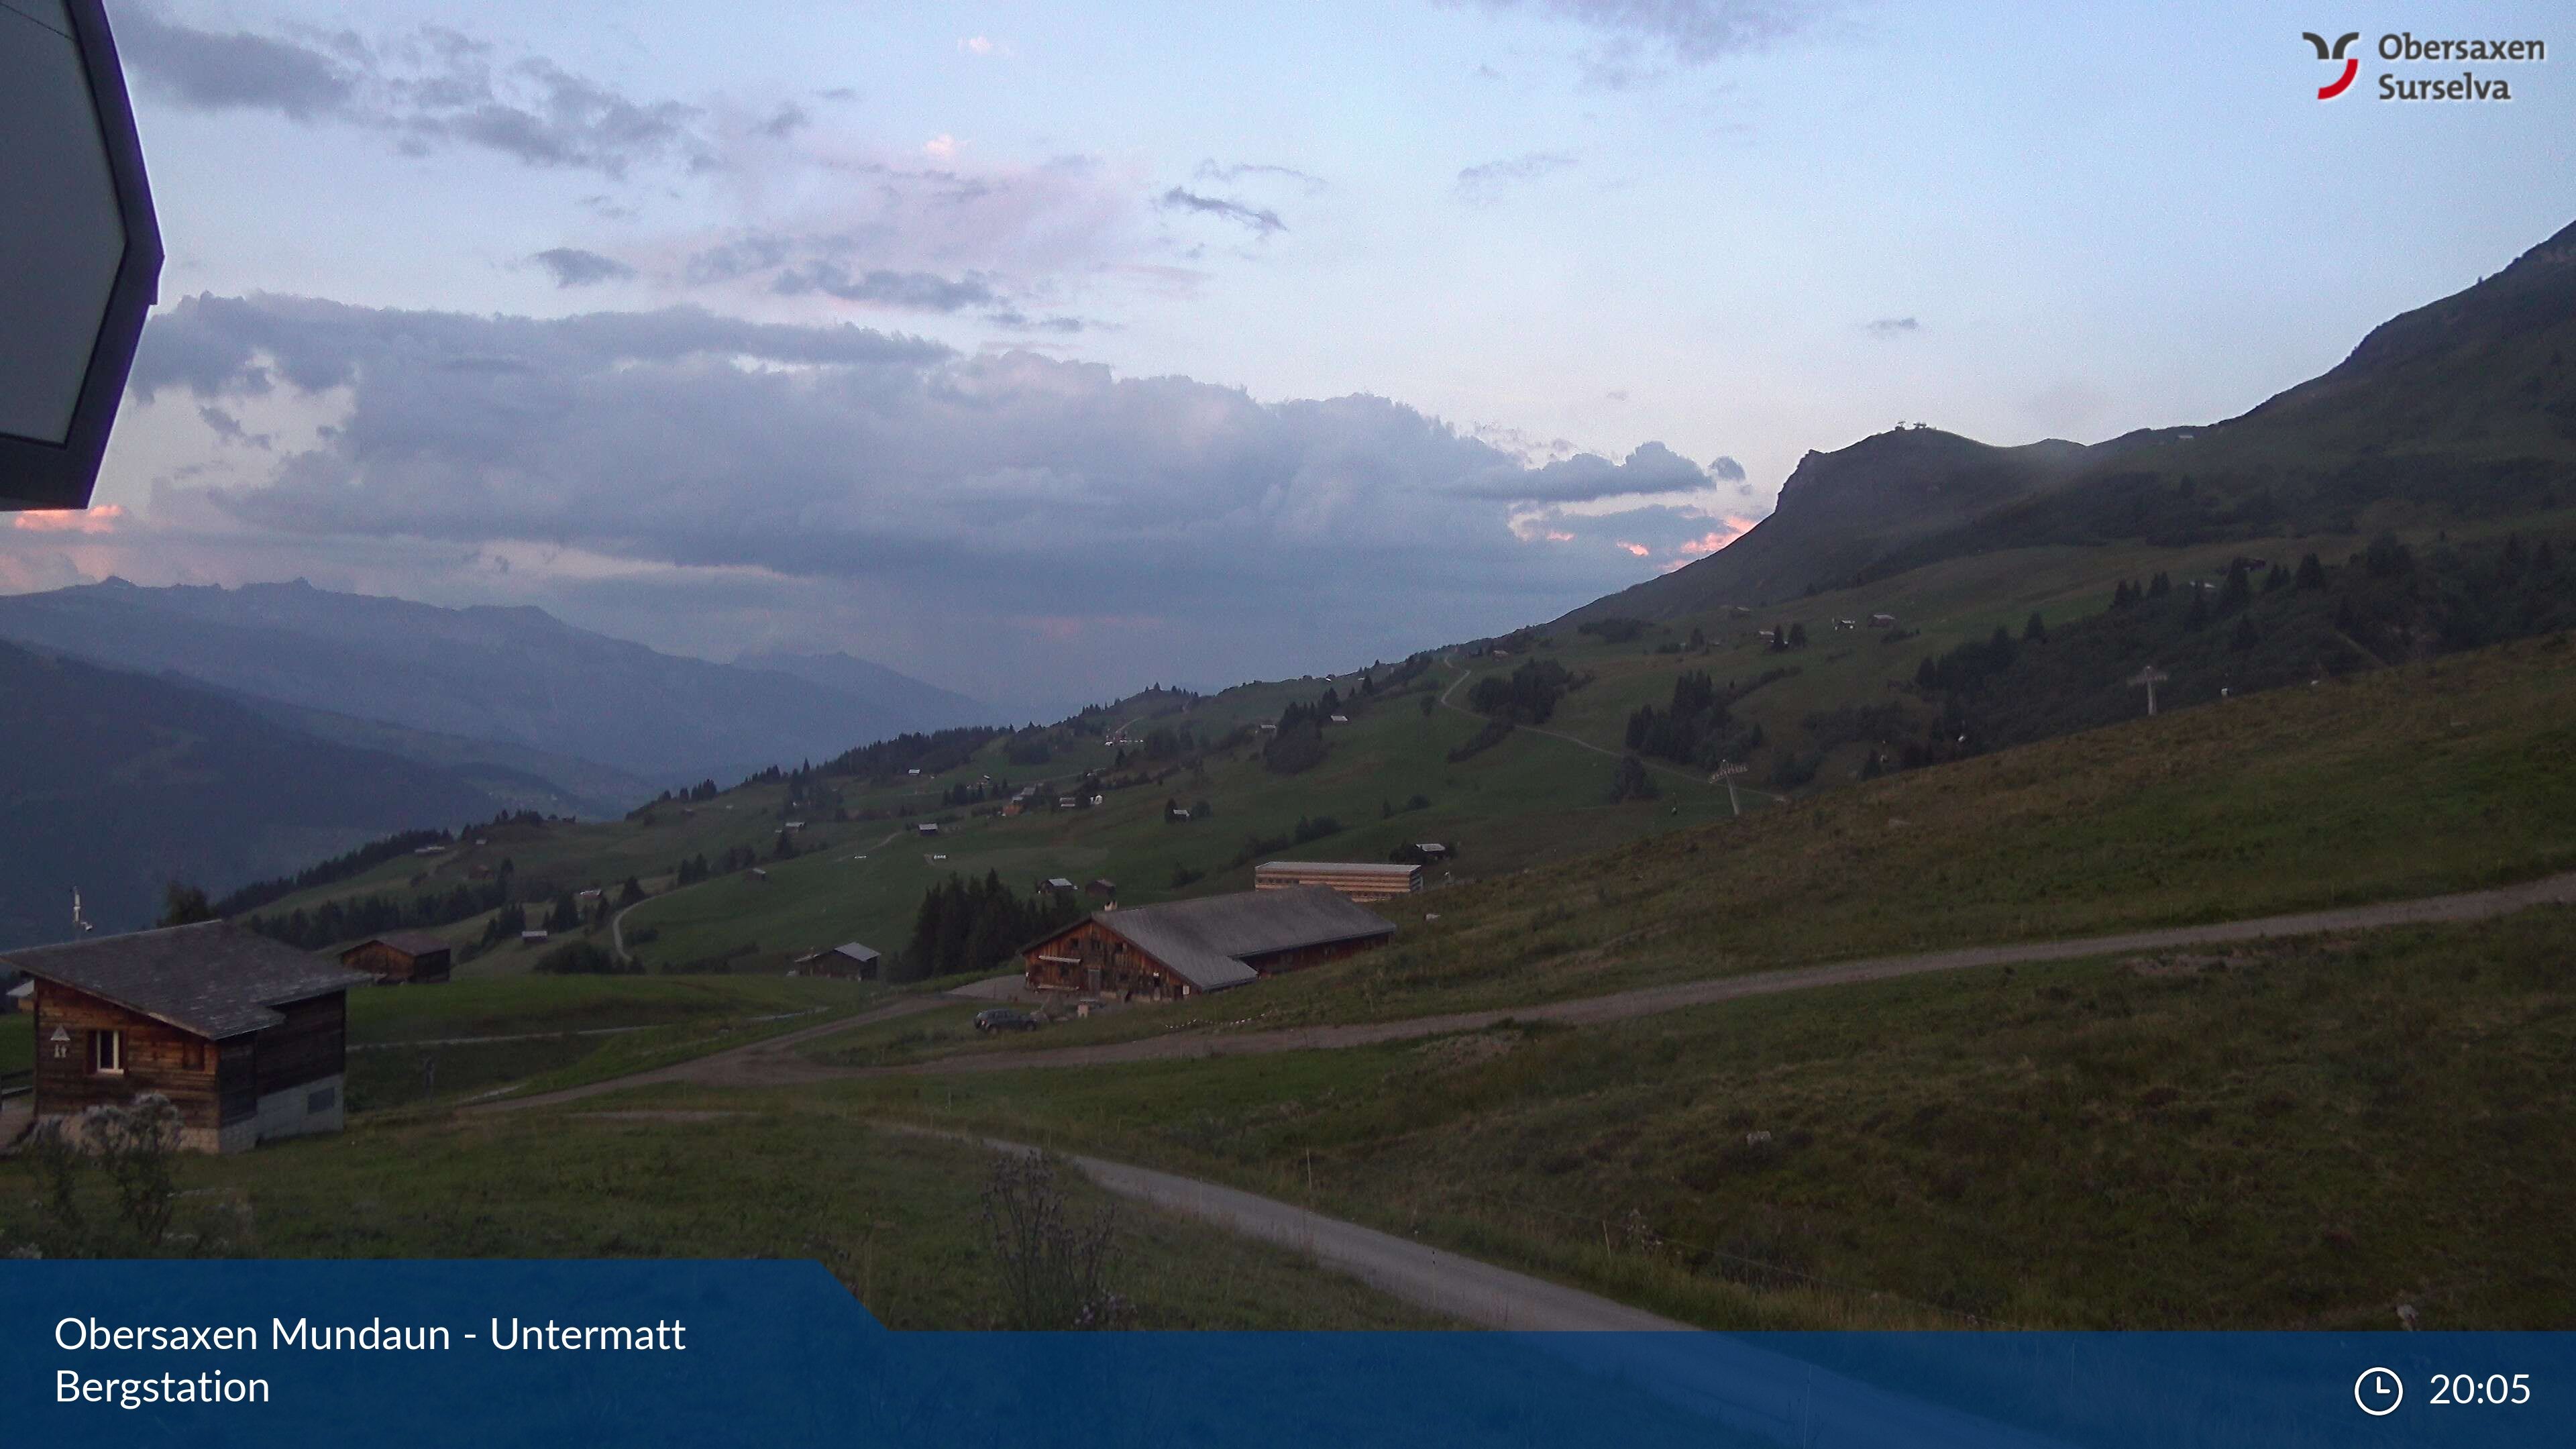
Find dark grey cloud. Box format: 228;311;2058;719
533;248;637;288
985;311;1089;334
1708;454;1745;482
130;293;949;401
1192;160;1328;195
772;263;998;312
115;9;709;178
1866;316;1921;338
1158;188;1287;236
1454;441;1710;502
117;7;358;119
1464;0;1829;64
1456;152;1576;201
195;405;270;449
758;103;809;139
117;294;1706;695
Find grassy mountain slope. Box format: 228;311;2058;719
0;578;994;788
1566;427;2128;619
0;641;500;947
1584;217;2576;621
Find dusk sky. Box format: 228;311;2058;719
8;0;2573;712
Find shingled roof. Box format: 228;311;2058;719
1085;885;1395;993
349;930;452;957
2;921;376;1040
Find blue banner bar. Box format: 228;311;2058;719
5;1261;2566;1446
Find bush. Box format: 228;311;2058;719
1607;755;1660;802
9;1096;231;1258
983;1152;1126;1330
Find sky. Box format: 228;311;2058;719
7;0;2574;714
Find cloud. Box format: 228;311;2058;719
1866;316;1921;338
1158;188;1287;236
1707;454;1745;482
961;36;998;56
1454;441;1709;502
129;293;949;401
771;263;998;312
109;294;1708;696
1193;160;1328;194
116;7;358;119
196;405;271;449
11;505;125;535
1462;1;1829;65
1456;152;1576;202
984;311;1089;334
533;248;637;288
757;103;809;140
671;155;1146;305
115;10;710;178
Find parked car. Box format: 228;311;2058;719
974;1008;1042;1033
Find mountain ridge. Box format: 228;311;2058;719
0;578;996;790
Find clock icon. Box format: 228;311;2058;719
2355;1367;2404;1417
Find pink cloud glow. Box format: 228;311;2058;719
1617;541;1650;557
11;505;125;535
1660;516;1758;572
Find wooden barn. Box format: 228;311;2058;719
338;930;453;985
792;942;881;980
4;921;374;1154
1020;886;1395;1002
1252;860;1423;902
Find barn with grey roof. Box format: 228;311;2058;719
1020;885;1395;1000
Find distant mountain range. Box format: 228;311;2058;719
0;579;996;794
0;639;501;947
1570;216;2576;623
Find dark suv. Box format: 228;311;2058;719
973;1008;1042;1033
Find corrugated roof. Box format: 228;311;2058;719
1089;886;1394;992
831;943;880;962
1254;860;1421;878
350;930;451;957
3;921;376;1040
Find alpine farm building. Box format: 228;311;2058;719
337;930;453;984
1022;885;1395;1001
1252;859;1423;902
5;921;376;1153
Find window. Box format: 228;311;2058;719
180;1039;206;1071
89;1030;123;1075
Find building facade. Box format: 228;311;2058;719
1020;885;1395;1002
1252;860;1424;902
7;921;375;1153
338;930;453;984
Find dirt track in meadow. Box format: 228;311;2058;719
482;868;2576;1106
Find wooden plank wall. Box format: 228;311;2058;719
30;983;224;1128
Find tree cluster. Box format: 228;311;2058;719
899;871;1085;983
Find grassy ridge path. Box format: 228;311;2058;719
510;867;2576;1099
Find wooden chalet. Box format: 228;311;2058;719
1252;860;1424;902
792;942;881;980
4;921;375;1154
1020;886;1395;1002
337;930;453;985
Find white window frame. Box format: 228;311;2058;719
90;1028;125;1075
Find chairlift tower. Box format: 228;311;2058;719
2128;665;2169;718
1710;761;1748;817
